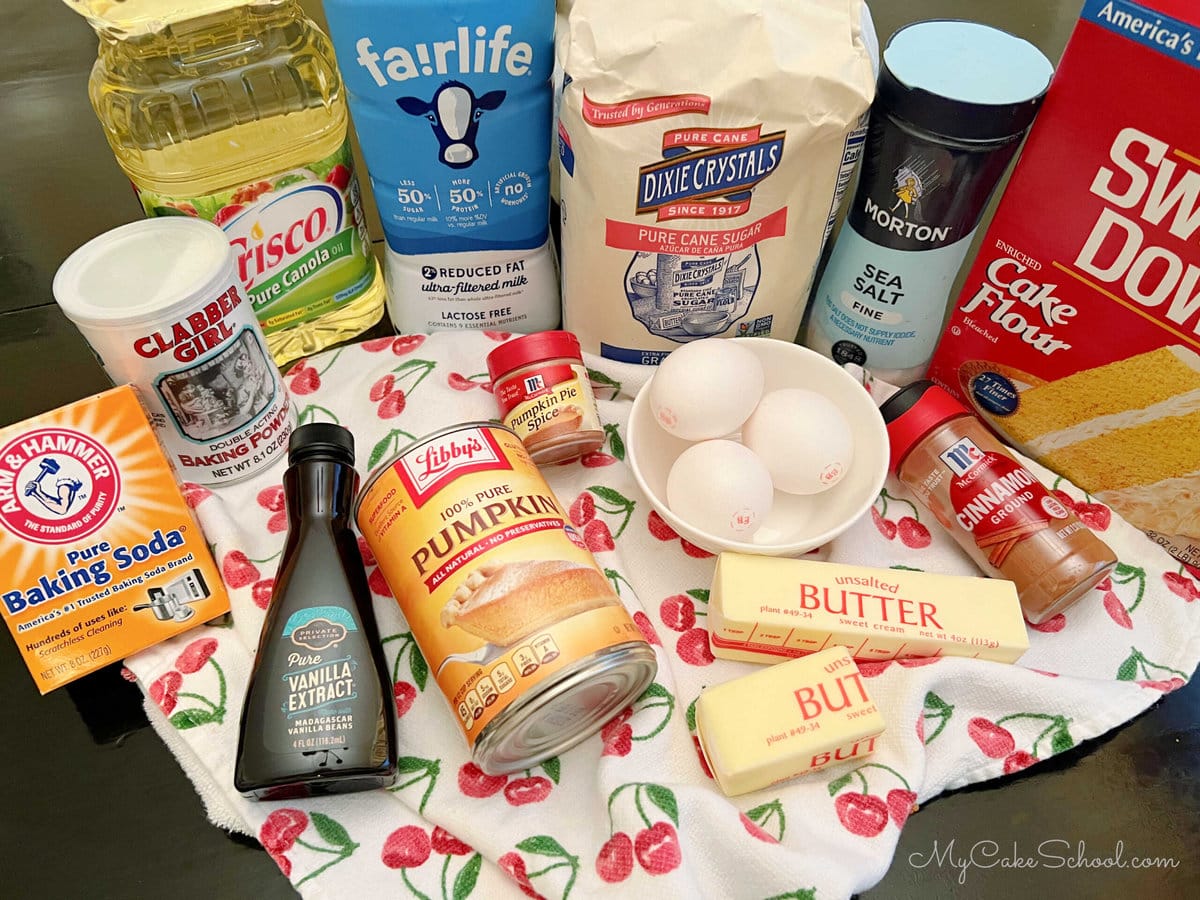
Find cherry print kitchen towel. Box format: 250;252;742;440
125;331;1200;900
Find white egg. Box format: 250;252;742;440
742;388;854;495
666;440;774;540
649;339;764;441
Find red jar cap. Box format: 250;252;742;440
878;381;968;472
486;330;583;380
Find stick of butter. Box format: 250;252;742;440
709;553;1028;666
694;646;885;796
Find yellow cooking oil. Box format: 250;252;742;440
64;0;385;365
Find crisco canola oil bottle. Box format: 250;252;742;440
64;0;385;365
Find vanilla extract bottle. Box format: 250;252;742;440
235;423;396;799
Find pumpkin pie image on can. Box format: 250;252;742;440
355;422;656;773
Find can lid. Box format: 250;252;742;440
52;218;235;327
289;423;355;467
878;381;967;472
879;20;1054;142
486;331;583;381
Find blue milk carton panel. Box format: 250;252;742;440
323;0;560;333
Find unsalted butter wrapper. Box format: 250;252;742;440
709;553;1028;665
695;646;885;796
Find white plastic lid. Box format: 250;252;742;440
53;218;236;328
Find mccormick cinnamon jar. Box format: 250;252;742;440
880;381;1116;624
486;331;605;465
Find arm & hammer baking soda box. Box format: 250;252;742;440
928;0;1200;567
0;386;229;693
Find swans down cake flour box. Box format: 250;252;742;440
928;0;1200;566
0;386;229;693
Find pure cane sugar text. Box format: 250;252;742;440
0;386;229;693
708;553;1029;666
694;646;886;796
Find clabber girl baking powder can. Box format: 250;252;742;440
52;218;294;485
355;422;657;774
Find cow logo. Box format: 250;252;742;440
0;428;121;544
397;80;506;169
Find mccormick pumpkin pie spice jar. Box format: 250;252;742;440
880;381;1117;624
486;331;605;465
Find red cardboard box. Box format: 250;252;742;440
928;0;1200;566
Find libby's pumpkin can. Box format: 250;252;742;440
355;422;656;773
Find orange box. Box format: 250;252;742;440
0;385;229;693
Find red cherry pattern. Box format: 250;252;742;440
370;374;395;401
430;826;473;856
632;611;662;646
1026;613;1066;633
886;789;918;828
581;451;618;468
251;578;274;610
602;722;633;757
393;681;417;717
175;638;217;674
596;832;634;882
1163;571;1200;602
583;519;615;552
289;365;321;395
569;492;596;527
498;852;541;899
1003;750;1038;774
835;792;889;838
1102;591;1133;629
381;825;431;869
260;808;308;854
368;568;393;597
222;551;261;589
149;671;182;714
504;776;553;806
739;812;779;844
871;507;897;540
391;335;426;355
659;594;697;632
179;482;212;508
457;762;507;799
968;717;1016;759
676;627;714;666
647;510;677;541
377;389;408;419
896;516;931;548
634;821;681;874
447;372;480;391
1139;677;1186;692
357;535;376;567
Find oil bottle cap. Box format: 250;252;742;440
878;381;967;472
288;423;355;467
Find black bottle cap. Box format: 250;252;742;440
288;423;355;467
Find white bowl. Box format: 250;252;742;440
627;338;889;556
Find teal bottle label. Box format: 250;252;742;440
812;222;975;370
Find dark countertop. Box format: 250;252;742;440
0;1;1197;898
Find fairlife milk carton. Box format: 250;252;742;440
322;0;560;333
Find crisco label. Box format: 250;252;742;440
137;142;374;334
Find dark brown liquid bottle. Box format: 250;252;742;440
234;423;396;799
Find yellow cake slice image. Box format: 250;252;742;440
440;559;620;646
997;345;1200;539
